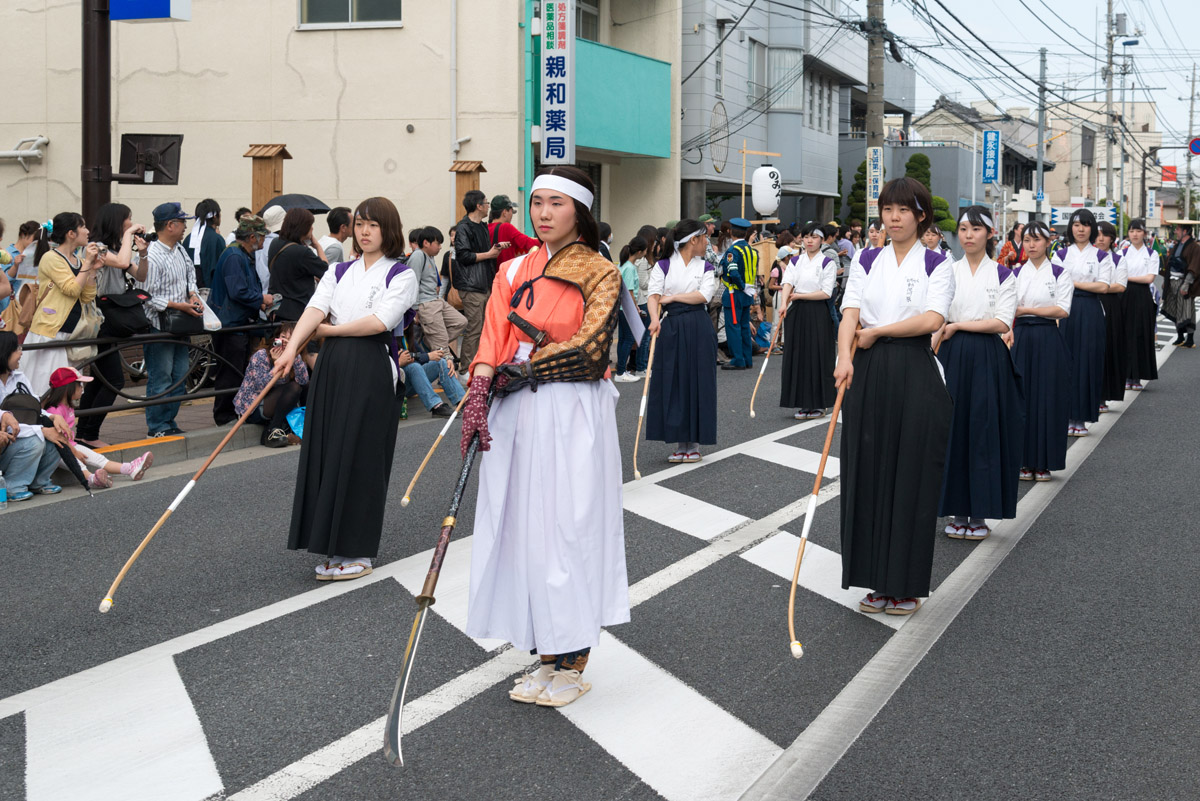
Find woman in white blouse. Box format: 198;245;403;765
646;219;719;463
1120;219;1159;389
834;177;954;617
931;206;1022;542
777;222;837;419
1095;220;1129;411
1008;221;1074;481
1052;209;1112;437
273;197;418;581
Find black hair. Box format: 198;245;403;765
40;381;77;411
417;226;444;247
0;331;18;378
463;189;486;213
408;226;422;244
194;198;221;228
667;219;705;256
17;220;41;240
448;224;458;237
50;212;86;245
868;217;885;232
1096;220;1118;247
599;221;612;241
636;224;660;261
1022;220;1053;247
532;165;600;251
925;224;943;239
32;224;52;266
234;206;252;222
327;206;352;234
1066;208;1098;244
957;205;997;258
878;177;934;236
1128;218;1146;232
656;227;671;262
619;235;648;265
90;203;132;251
800;221;825;238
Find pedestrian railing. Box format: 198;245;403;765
21;322;272;418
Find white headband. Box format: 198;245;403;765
530;174;594;208
675;228;704;250
959;212;995;229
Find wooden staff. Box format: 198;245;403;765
400;391;470;507
787;331;858;658
749;312;784;418
632;311;666;480
99;332;313;613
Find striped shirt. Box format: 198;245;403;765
139;240;197;328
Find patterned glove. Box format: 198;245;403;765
460;374;494;459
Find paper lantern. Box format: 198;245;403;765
752;165;781;216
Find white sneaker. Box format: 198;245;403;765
509;663;554;704
613;372;639;383
534;669;592;707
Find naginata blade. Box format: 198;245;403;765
383;601;430;767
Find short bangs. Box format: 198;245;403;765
877;177;934;236
353;197;405;259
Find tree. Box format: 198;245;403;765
837;166;844;218
931;195;956;232
848;160;868;223
904;153;932;192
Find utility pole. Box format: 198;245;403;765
1036;47;1047;221
1104;0;1114;205
1119;61;1128;237
865;0;884;220
81;0;113;224
1187;65;1197;221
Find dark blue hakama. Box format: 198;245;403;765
1011;317;1072;472
937;331;1024;520
646;302;718;445
1059;289;1105;422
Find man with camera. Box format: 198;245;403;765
209;214;272;425
139;202;202;438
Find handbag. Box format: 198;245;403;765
64;299;104;362
97;277;153;337
162;307;205;335
445;256;464;311
0;382;47;427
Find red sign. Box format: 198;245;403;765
1163;165;1178;182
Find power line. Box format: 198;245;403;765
680;0;758;86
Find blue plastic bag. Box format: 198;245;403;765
286;406;306;439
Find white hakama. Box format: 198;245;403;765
466;379;629;654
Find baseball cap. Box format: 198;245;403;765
698;214;716;224
49;366;93;388
234;214;269;239
490;194;516;212
152;202;193;224
262;206;286;233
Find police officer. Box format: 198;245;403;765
719;218;760;370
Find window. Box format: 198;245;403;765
577;1;599;42
826;77;835;133
715;25;725;98
807;75;815;127
817;78;825;131
768;48;803;111
748;39;768;110
300;0;401;26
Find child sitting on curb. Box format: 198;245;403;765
41;367;152;488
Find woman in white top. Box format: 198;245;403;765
273;197;418;581
1095;220;1129;410
932;206;1022;541
1052;209;1112;436
1008;221;1074;481
835;177;955;617
646;219;719;463
778;222;837;419
1120;219;1159;388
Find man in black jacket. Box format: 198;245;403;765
453;189;504;365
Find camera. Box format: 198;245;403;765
138;231;158;244
273;338;285;349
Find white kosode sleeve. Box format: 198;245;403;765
306;263;339;314
698;264;717;303
840;258;866;311
1112;255;1128;287
647;262;666;297
1096;252;1115;286
1055;269;1074;315
995;269;1017;330
372;269;418;331
924;258;955;319
819;259;837;296
780;262;800;290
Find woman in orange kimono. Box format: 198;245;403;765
459;166;629;709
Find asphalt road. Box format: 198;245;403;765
1;324;1194;801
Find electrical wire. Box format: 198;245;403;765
680;0;759;86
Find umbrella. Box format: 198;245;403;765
48;438;92;497
2;389;91;496
258;194;330;215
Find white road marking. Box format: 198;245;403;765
623;483;750;540
740;335;1178;801
747;441;840;478
559;632;782;801
25;657;221;801
740;532;903;630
